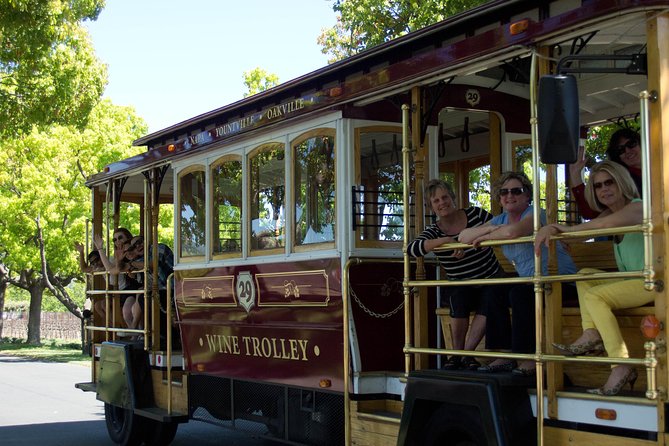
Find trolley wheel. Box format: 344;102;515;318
420;405;487;446
104;403;144;446
142;418;179;446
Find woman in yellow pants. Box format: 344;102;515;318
535;160;649;396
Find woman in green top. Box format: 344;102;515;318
535;160;647;396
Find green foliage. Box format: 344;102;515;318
0;0;108;137
0;99;147;308
242;67;280;97
319;0;489;62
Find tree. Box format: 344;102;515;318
318;0;489;63
0;100;147;344
0;0;107;137
242;67;280;97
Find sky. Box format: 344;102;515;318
85;0;336;134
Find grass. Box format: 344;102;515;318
0;338;91;365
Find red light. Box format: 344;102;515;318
595;408;617;420
641;315;661;339
510;19;529;36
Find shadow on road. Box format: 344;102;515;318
0;420;112;446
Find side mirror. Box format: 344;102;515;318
538;75;580;164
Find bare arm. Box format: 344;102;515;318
534;201;642;254
568;146;586;189
467;213;534;247
93;234;121;274
422;236;457;253
458;222;494;245
74;242;90;273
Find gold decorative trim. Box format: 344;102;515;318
255;270;330;307
179;275;237;307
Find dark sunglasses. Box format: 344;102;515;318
593;178;616;189
113;235;126;242
616;139;638;155
499;187;525;196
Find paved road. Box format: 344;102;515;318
0;355;281;445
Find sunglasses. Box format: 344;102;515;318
499;187;525;196
113;235;126;242
593;178;616;189
616;140;638;155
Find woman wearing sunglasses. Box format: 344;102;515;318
123;236;175;343
408;179;505;371
535;161;646;395
569;128;642;219
459;171;577;376
92;228;136;327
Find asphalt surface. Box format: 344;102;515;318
0;355;281;445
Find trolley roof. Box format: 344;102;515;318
87;0;665;187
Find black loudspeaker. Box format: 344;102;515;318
538;75;580;164
397;370;536;446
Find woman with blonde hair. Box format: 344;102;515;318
535;160;647;395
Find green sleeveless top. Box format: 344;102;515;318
613;198;644;272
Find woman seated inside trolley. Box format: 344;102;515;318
407;179;505;370
459;171;577;376
535;160;647;396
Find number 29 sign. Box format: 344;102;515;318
236;271;256;313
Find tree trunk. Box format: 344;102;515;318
0;263;8;338
27;284;44;345
0;280;6;338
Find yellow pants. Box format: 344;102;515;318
577;268;651;358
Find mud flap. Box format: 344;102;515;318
97;340;154;410
397;369;535;446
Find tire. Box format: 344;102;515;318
104;403;145;446
421;405;487;446
142;418;179;446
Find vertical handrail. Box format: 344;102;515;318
639;90;655;292
639;90;658;397
529;50;545;446
143;177;150;349
342;258;360;446
166;272;174;415
401;104;412;377
105;180;112;342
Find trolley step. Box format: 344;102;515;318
134;406;189;423
75;381;97;393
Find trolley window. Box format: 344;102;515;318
211;155;242;258
293;129;336;249
250;142;286;254
178;166;206;260
355;126;406;246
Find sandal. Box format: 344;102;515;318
477;360;516;373
441;356;463;370
461;357;481;371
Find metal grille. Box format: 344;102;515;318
189;374;344;445
286;388;344;446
